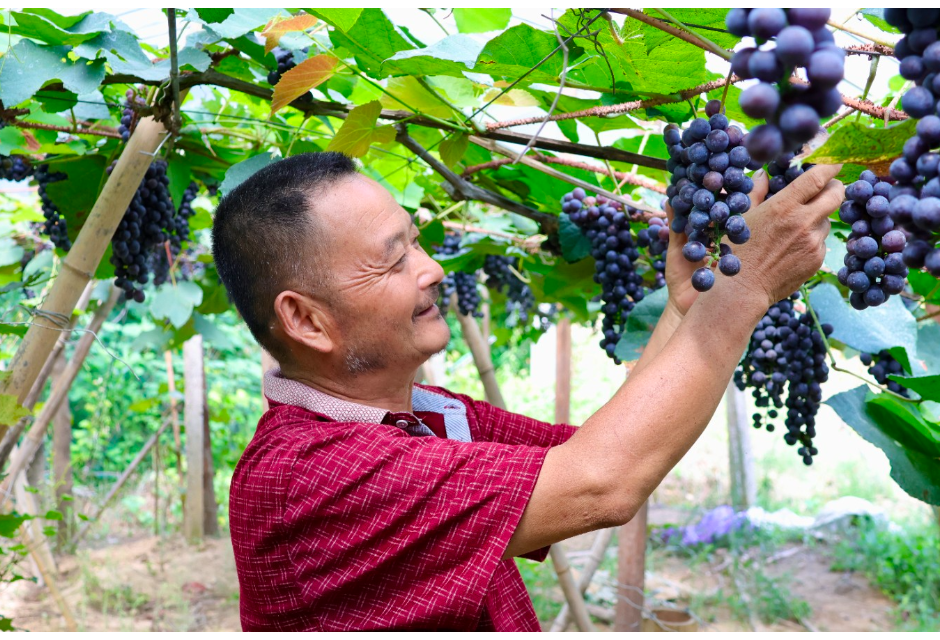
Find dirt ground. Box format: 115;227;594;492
0;513;898;633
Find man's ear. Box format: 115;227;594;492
273;290;335;355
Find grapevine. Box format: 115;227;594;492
483;254;535;325
726;8;843;163
734;292;832;465
563;188;645;363
437;233;482;318
664;101;756;292
837;171;909;310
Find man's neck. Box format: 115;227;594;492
280;364;418;414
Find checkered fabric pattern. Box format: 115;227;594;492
230;376;577;631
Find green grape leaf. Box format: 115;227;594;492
558;214;591;263
194;8;234;23
43;155;108;223
0;40;106;106
306;8;363;32
804;119;917;167
888;374;940;405
907;270;940;303
327;101;395;158
10;10;115;46
149;281;204;329
198;8;284;39
859;8;901;34
220;152;275;198
329;9;413;79
642;9;739;51
0;514;29;539
193;313;234;351
440;133;469;168
827;385;940;506
866;391;940;456
453;8;511;33
822;232;847;274
809;282;917;361
384;34;483;75
0;394;31;426
615;287;669;362
0;238;24;268
0;128;26;156
914;322;940;376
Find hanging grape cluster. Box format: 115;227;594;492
879;9;940;278
266;47;306;85
108;161;194;302
635;209;669;290
664;101;756;292
0;154;33;182
734;292;832;465
35;164;70;251
764;152;813;199
726;8;843;163
837;171;909;310
437;233;482;318
563;187;645;363
860;350;910;397
118;88;147;142
483;254;535;325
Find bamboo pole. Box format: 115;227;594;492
455;308;505;409
51;356;74;547
550;527;616;631
0;116;168;442
73;418;172;546
550;546;595;632
183;335;206;543
726;382;756;510
164;350;183;495
18;526;77;631
0;283;94;469
554;319;572;425
0;287;121;500
615;501;648;632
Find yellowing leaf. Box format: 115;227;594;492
261;13;318;54
482;87;538;107
270;54;336;114
0;393;31;426
327;100;394;158
440;133;469;168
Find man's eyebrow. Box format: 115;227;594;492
381;230;408;261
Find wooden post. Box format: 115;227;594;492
183;335;206;543
615;501;648;631
202;374;219;537
554;318;572;424
74;418;172;546
0;286;122;497
455;309;505;409
164;350;183;495
550;546;594;632
0;117;168;441
726;382;756;510
51;356;74;547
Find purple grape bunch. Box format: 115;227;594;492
562;189;647;363
878;9;940;278
860;350;910;397
483;254;535;325
437;233;482;318
726;8;843;164
734;292;832;465
837;171;909;310
664;101;757;293
764;152;813;199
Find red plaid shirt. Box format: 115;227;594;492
229;371;577;631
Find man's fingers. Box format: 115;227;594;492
749;168;770;208
781;163;843;206
806;178;844;222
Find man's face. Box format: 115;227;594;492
316;174;450;375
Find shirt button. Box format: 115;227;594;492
396;419;409;428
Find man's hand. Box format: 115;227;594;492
662;169;771;317
503;163;843;559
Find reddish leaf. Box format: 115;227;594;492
261;13;318;55
20;130;40;152
270;54;336;114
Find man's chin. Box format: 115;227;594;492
418;317;451;356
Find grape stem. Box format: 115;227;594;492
825;18;895;48
801;285;919;403
718;69;733;111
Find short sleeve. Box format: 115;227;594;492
465;396;578;448
284;426;549;631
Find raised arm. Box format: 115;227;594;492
505;164;842;558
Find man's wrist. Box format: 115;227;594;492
662;298;686;324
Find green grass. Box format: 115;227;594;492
831;520;940;631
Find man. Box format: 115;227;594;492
212;151;841;631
